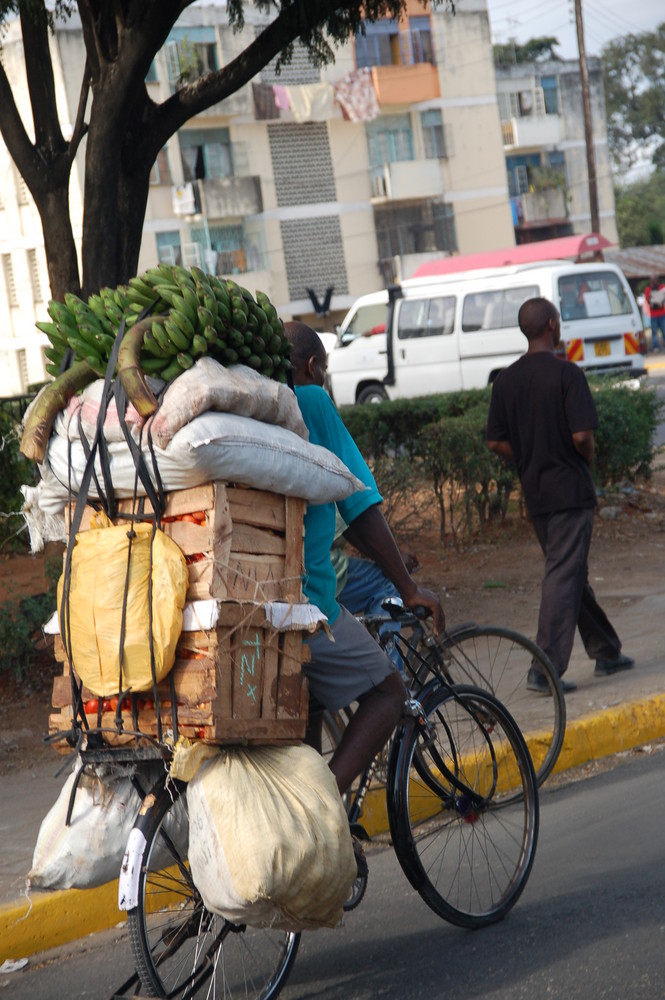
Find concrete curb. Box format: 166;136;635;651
2;692;665;962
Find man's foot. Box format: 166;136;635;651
527;667;577;694
594;653;635;677
351;835;368;880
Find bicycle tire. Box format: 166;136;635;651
414;624;565;789
387;682;539;929
127;780;300;1000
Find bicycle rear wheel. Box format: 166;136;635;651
127;781;299;1000
388;683;539;929
418;625;565;789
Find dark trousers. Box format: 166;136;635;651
530;508;621;678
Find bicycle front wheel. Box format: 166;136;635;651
421;625;565;789
388;683;539;929
127;781;299;1000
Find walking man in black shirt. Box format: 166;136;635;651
486;296;634;693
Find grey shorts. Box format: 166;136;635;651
303;606;396;711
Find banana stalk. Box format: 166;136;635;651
20;360;99;462
117;316;164;417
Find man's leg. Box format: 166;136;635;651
304;607;406;795
531;509;593;678
329;672;405;794
338;557;403;668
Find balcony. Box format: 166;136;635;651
371;62;440;105
371;160;444;201
197;176;263;220
501;115;562;151
512;188;567;225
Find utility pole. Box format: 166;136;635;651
574;0;600;234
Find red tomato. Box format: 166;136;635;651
107;696;119;711
84;698;99;714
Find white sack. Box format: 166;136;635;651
33;411;365;516
27;760;187;891
147;359;309;447
187;744;356;931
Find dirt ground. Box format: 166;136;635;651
2;470;665;776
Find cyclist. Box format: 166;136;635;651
283;321;444;798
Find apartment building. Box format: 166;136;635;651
0;0;515;395
494;57;619;247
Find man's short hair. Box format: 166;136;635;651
283;321;325;371
518;297;558;340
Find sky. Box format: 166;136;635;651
484;0;664;60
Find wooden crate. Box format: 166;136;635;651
49;602;310;751
66;481;305;604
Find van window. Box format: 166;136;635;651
558;271;632;321
397;296;455;339
462;285;539;332
341;302;388;344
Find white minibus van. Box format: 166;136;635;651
327;261;646;406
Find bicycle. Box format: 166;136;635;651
111;634;539;999
359;600;566;790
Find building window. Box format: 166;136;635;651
145;60;158;83
540;76;559;115
27;249;42;303
366;114;414;170
409;17;434;64
156;231;182;265
355;20;399;68
2;253;18;308
150;148;172;186
421;109;447;159
165;29;218;89
179;128;233;181
355;16;434;68
506;154;541;197
16;174;30;205
374;200;457;260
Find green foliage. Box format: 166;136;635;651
0;408;36;550
414;406;516;542
602;24;665;173
590;380;664;486
339;388;490;459
614;171;665;247
493;36;561;67
342;382;663;541
0;593;55;679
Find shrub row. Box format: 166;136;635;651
340;380;664;542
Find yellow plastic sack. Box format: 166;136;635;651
58;511;188;696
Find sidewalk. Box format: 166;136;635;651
3;595;665;963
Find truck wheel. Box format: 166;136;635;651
357;384;387;404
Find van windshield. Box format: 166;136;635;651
340;302;388;345
558;272;632;321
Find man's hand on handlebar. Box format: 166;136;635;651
402;586;445;635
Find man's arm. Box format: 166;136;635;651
487;439;515;462
343;504;445;633
572;429;594;464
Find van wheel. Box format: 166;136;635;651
357;384;387;404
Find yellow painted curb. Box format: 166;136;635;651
3;692;665;961
555;693;665;774
0;879;122;962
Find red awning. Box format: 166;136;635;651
409;233;614;279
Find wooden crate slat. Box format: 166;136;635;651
226;486;285;531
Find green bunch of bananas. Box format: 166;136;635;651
36;264;291;387
132;264;292;383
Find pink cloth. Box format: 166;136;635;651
272;84;290;111
333;67;380;122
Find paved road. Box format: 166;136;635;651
4;746;665;1000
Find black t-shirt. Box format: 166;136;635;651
486;352;598;515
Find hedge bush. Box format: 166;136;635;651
341;380;663;539
0;407;36;551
